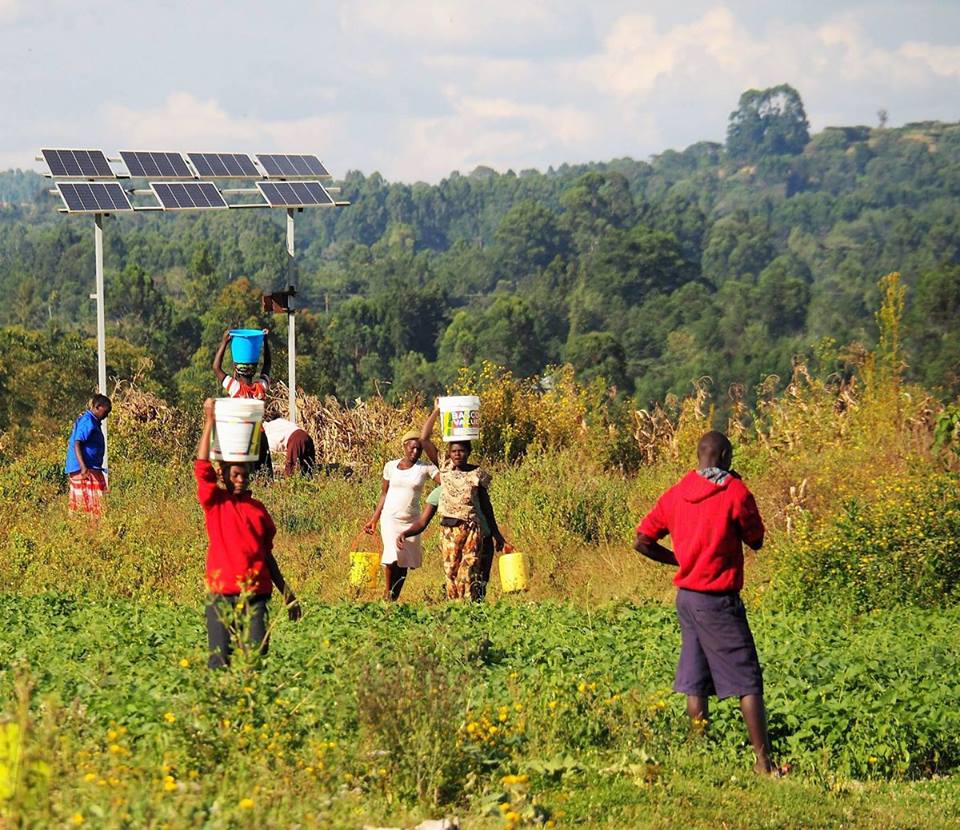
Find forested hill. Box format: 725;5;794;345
1;87;959;417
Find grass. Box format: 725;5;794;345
1;597;959;828
2;286;959;827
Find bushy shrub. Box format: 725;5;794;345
771;474;960;610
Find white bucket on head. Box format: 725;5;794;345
439;395;481;442
211;398;264;462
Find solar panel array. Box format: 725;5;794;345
43;147;343;213
151;182;228;210
188;152;260;178
257;181;333;208
58;183;133;213
257;154;329;178
42;149;114;179
120;151;192;179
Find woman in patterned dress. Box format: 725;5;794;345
419;404;505;601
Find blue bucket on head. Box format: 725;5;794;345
229;329;264;364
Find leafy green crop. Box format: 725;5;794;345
1;596;958;827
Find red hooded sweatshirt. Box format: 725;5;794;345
637;470;765;593
195;460;275;595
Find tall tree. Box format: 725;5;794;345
727;84;810;161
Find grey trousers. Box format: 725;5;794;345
205;593;269;669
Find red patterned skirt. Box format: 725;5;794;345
68;470;108;516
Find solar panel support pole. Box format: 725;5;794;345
94;214;108;472
286;208;297;425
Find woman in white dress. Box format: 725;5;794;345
363;431;439;600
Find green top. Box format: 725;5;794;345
427;485;491;536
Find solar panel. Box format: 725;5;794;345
187;152;260;178
150;182;228;210
257;181;334;208
120;151;193;179
41;149;114;179
58;183;133;213
256;154;329;178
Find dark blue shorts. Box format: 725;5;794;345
674;588;764;700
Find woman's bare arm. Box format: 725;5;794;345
364;478;390;534
420;404;441;467
197;398;215;460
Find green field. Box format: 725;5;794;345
2;597;959;828
3;291;960;828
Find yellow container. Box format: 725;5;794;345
349;551;381;590
498;551;530;593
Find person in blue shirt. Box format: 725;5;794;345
65;394;111;516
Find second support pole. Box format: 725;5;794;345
286;208;297;425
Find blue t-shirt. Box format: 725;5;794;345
65;411;106;474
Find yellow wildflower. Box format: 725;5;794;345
239;798;254;809
179;658;190;668
163;712;176;724
71;814;85;825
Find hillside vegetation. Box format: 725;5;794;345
0;86;959;422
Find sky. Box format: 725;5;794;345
2;0;960;183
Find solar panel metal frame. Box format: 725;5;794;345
149;181;229;211
41;148;115;179
57;182;133;213
119;150;194;180
186;152;261;179
256;154;330;179
256;181;335;208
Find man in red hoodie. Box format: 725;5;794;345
634;430;776;774
196;398;301;668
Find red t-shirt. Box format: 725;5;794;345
637;470;765;593
195;460;275;595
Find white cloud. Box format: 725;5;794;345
582;7;762;97
104;93;342;161
389;94;598;180
899;41;960;78
339;0;562;47
0;0;20;22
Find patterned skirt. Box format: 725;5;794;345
439;520;483;601
68;470;108;516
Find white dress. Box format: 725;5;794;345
379;459;438;568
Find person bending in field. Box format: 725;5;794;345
419;404;506;601
263;409;317;478
398;483;499;601
213;328;273;477
65;394;112;517
196;398;301;669
634;430;779;775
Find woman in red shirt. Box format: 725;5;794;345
196;398;300;668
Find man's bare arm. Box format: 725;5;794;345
633;532;679;567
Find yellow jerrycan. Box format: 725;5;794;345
498;545;531;593
348;530;382;592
